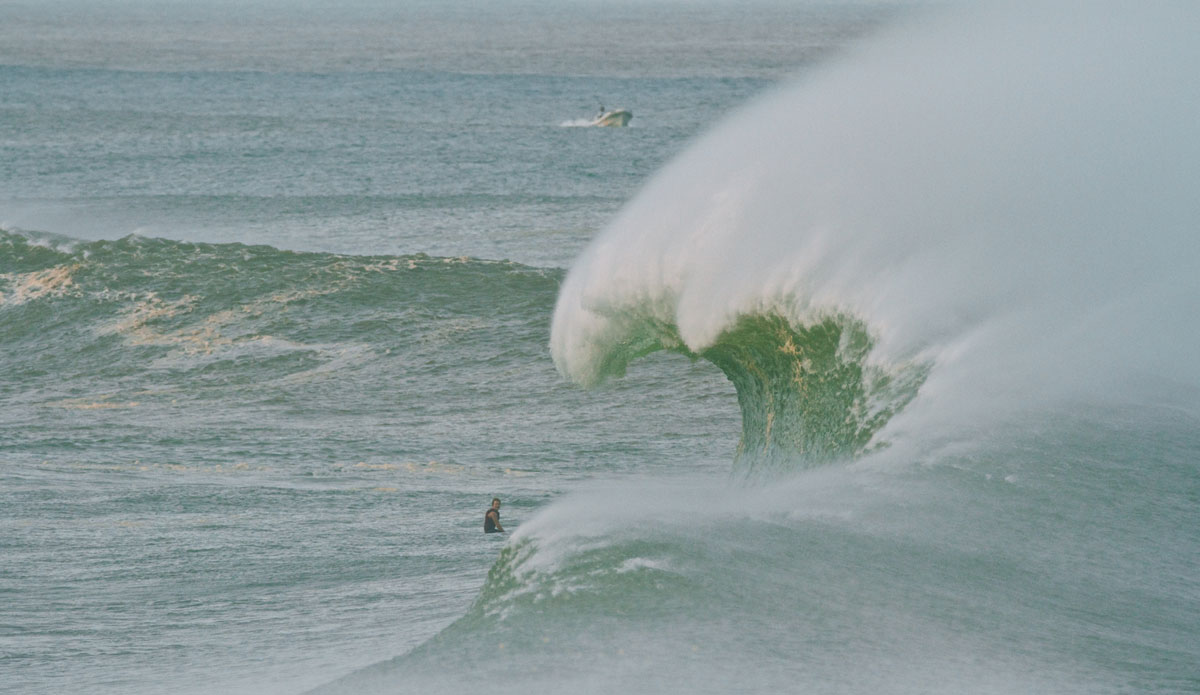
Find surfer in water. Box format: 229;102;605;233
484;497;504;533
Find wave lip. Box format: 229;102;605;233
551;290;926;470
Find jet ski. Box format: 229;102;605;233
589;107;632;127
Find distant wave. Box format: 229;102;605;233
0;229;560;385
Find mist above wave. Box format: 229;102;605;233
551;1;1200;465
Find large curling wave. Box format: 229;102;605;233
550;1;1200;472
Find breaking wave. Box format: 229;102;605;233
551;1;1200;472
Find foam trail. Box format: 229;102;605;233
551;1;1200;463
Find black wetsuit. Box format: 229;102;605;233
484;508;501;533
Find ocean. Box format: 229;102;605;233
2;1;1198;694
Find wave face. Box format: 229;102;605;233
550;1;1200;471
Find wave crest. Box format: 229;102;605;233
551;1;1200;468
552;298;925;470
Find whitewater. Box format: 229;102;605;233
3;2;1199;694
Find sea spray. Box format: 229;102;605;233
551;1;1200;471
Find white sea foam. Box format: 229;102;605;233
0;264;81;306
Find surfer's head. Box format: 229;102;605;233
491;497;501;509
